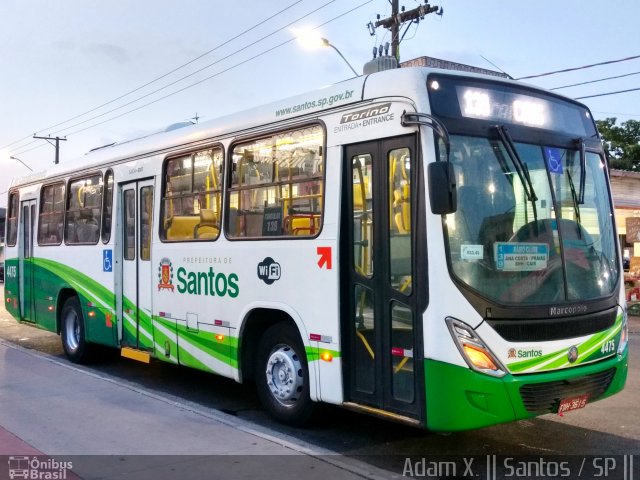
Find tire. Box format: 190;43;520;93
255;322;316;426
60;296;92;364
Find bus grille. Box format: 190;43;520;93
488;306;617;342
519;368;615;414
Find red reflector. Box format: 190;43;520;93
310;334;322;341
391;347;405;357
214;320;223;326
159;312;166;317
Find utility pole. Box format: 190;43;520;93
374;1;442;63
33;135;67;165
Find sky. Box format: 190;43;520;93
1;0;639;207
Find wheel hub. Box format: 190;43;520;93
64;310;80;352
265;346;303;407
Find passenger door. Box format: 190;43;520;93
342;135;424;420
118;179;155;350
19;199;36;322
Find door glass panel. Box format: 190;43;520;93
388;148;412;295
30;205;36;255
391;301;414;403
352;154;373;277
353;284;375;394
23;206;31;258
140;186;153;261
124;190;135;261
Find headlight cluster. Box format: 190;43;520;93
446;318;507;377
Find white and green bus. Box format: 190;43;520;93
3;67;628;430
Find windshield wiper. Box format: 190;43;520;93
493;125;537;202
574;138;586;204
566;167;582;236
492;126;538;221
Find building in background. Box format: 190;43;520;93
0;207;5;242
0;206;4;282
610;169;640;267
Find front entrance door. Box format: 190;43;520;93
19;199;37;322
119;179;155;350
342;135;424;420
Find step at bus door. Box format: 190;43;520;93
19;199;37;322
118;179;155;351
342;135;424;421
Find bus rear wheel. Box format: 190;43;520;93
255;323;316;426
60;296;91;364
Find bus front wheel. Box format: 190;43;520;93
255;323;316;426
60;297;91;364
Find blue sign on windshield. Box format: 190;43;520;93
544;147;564;175
495;242;549;271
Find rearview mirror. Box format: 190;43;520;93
428;161;457;215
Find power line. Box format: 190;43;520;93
64;1;372;137
10;0;339;156
551;71;640;90
516;54;640;80
13;1;373;150
2;1;304;152
46;0;338;138
592;110;640;118
575;87;640;100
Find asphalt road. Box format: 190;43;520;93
0;284;637;473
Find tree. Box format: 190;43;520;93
596;117;640;170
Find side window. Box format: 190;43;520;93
6;191;19;246
161;147;223;241
101;169;114;243
227;124;324;238
37;184;65;246
65;175;103;245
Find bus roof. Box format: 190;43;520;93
7;66;585;190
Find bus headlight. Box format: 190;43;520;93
618;311;629;357
446;318;507;377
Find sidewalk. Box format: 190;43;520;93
0;341;387;480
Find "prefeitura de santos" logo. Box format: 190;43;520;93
158;258;239;298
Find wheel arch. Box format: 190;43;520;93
237;303;319;401
56;287;79;334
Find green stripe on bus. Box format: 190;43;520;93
507;313;623;373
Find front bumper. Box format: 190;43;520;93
424;348;628;432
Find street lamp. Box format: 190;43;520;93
319;37;359;77
294;29;359;77
10;156;33;172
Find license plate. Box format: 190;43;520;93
557;394;589;415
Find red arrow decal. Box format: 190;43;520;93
317;246;332;270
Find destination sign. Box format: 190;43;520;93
495;242;549;271
427;75;597;138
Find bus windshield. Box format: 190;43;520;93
445;134;618;304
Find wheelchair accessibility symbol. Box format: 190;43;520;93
103;249;113;272
543;146;563;174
